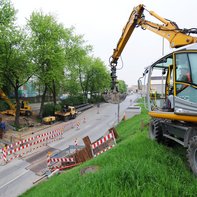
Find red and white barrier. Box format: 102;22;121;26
1;127;64;164
91;132;115;149
50;157;74;163
47;154;51;169
94;145;115;157
6;136;35;150
91;131;116;157
3;147;7;163
76;121;80;130
47;155;75;171
6;127;64;150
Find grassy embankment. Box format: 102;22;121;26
21;102;197;197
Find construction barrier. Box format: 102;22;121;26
2;147;7;162
47;153;75;171
91;131;116;157
95;144;115;156
0;127;64;164
50;157;74;163
47;129;117;171
76;121;80;130
0;115;91;165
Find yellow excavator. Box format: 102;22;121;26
0;89;32;116
104;4;197;175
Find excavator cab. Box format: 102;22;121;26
19;100;32;116
143;44;197;117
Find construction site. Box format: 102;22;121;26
0;101;99;154
1;1;197;197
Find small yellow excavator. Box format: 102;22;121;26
0;89;32;116
104;4;197;175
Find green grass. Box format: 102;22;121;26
20;104;197;197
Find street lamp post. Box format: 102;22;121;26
117;103;120;123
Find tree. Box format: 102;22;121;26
81;57;111;100
0;1;35;128
0;0;16;26
0;0;16;85
64;33;111;102
64;33;93;100
27;11;68;117
118;80;128;93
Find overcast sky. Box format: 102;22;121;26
13;0;197;86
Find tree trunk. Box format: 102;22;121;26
52;80;56;105
14;86;20;129
39;84;48;118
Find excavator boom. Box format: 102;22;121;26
139;11;197;48
0;90;15;110
111;4;197;64
104;4;197;104
111;4;144;64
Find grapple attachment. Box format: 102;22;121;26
102;91;127;104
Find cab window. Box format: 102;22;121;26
175;53;197;103
176;53;191;83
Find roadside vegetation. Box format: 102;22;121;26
0;1;125;128
21;103;197;197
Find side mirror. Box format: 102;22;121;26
162;68;166;75
138;79;142;90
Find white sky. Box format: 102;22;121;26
13;0;197;86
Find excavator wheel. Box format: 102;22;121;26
187;136;197;176
149;118;164;143
72;113;77;119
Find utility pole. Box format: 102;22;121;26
117;103;120;123
161;37;165;100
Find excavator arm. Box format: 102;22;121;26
111;4;145;64
138;9;197;48
104;4;197;103
0;89;15;110
108;5;144;101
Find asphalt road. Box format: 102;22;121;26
0;94;140;197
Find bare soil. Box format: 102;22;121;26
0;112;51;148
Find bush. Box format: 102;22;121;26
42;103;61;117
88;95;104;103
60;95;84;106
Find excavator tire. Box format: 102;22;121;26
149;118;164;143
187;136;197;176
72;113;77;119
69;113;77;120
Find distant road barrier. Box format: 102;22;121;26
0;127;64;165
